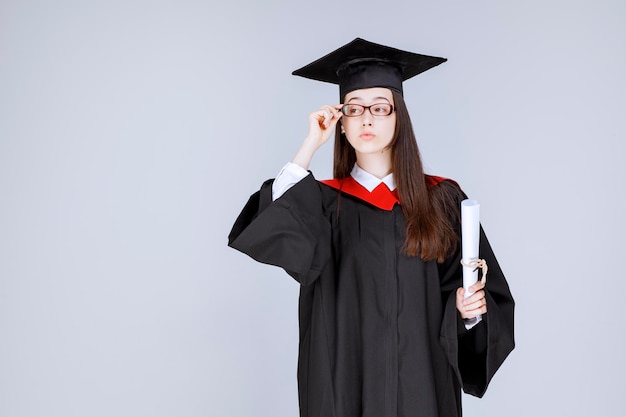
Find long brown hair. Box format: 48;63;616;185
333;90;457;262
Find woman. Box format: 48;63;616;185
228;38;514;417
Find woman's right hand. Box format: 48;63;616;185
292;104;343;170
306;105;343;147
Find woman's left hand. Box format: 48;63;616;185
456;280;487;319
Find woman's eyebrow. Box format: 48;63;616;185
346;96;391;103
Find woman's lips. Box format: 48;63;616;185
360;132;375;139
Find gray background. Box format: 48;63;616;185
1;0;625;416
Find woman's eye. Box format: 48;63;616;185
373;105;387;114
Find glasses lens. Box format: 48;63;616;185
371;104;392;116
341;104;364;117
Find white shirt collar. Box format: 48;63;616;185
350;164;396;192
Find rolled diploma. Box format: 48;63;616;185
461;199;480;299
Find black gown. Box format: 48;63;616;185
228;173;515;417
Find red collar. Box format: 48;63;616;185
320;175;448;211
321;176;399;210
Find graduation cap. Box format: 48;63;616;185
292;38;447;98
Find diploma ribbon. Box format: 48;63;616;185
460;259;488;285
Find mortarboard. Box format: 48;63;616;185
292;38;447;98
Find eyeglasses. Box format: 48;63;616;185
341;103;395;117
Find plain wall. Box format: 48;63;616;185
1;0;625;416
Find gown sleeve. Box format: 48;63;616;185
228;173;332;286
436;181;515;398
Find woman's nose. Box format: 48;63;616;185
361;111;373;126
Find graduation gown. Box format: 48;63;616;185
228;173;515;417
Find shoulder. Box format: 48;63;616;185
317;177;359;208
426;174;452;189
319;178;342;189
426;175;465;197
427;175;468;222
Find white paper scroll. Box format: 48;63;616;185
461;199;480;299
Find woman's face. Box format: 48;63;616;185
341;87;396;158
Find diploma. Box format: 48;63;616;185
461;199;480;298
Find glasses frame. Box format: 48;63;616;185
340;103;396;118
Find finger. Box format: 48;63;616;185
323;110;343;131
457;287;465;298
461;306;487;319
460;297;488;317
463;289;484;304
314;110;332;128
462;299;487;317
319;107;337;127
463;298;487;312
466;304;488;317
327;104;345;118
468;280;485;294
